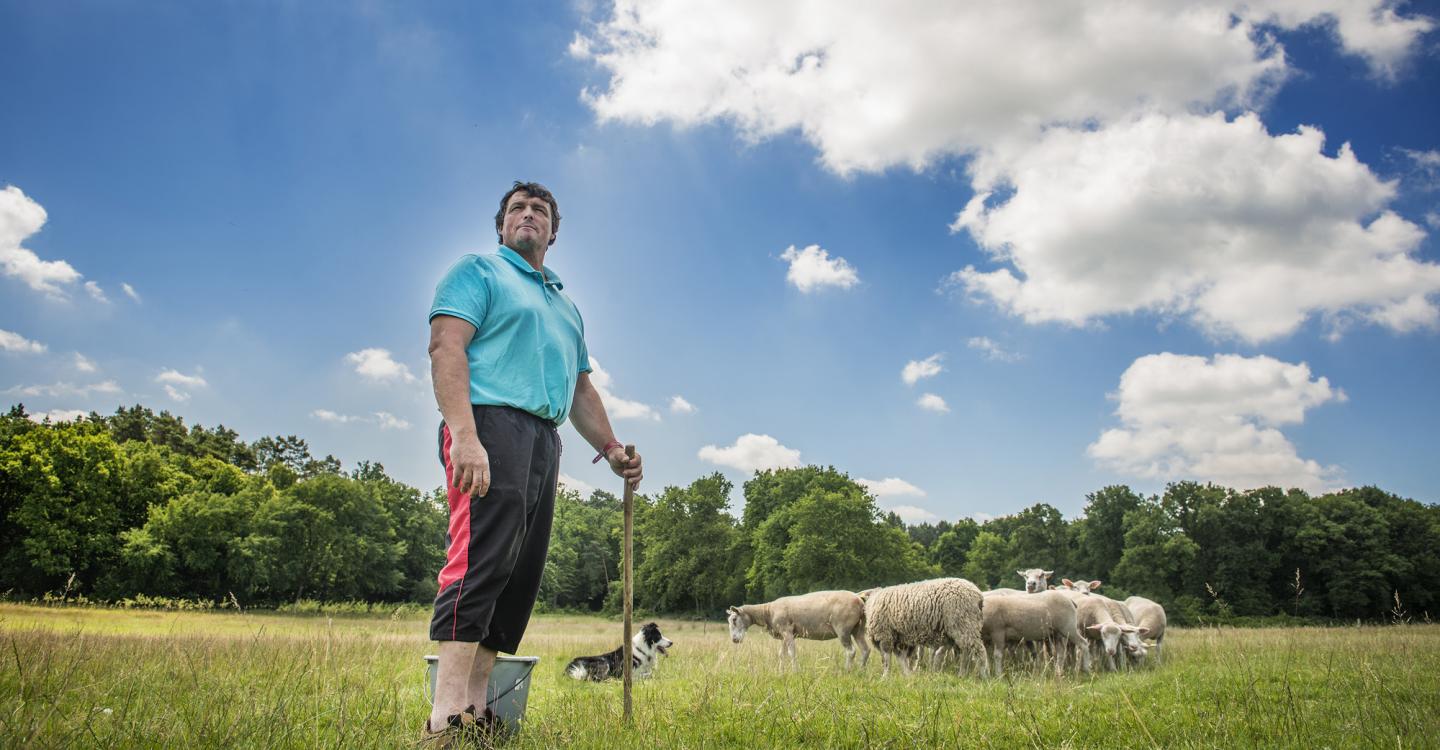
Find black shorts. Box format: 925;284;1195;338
430;404;559;652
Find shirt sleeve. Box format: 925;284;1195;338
429;255;490;330
575;308;592;375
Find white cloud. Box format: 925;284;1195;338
0;186;82;298
311;409;412;430
916;393;949;413
5;380;122;398
559;472;597;496
574;2;1430;175
669;395;697;414
1088;352;1346;492
155;369;208;388
84;281;109;303
967;337;1021;363
779;244;859;293
698;433;802;473
346;348;418;385
951;113;1438;343
588;358;659;420
121;283;141;303
27;409;87;423
901;353;944;386
163;384;190;402
73;353;97;373
858;477;926;498
0;329;46;354
886;504;939;524
971;512;996;524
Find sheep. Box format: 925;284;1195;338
1076;596;1147;672
726;590;869;670
1018;568;1054;593
1060;578;1102;595
863;577;988;678
983;588;1025;597
1124;596;1168;663
980;590;1090;677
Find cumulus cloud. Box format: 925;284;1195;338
574;2;1430;174
916;393;949;413
1088;353;1346;492
156;369;207;388
5;380;121;398
559;472;597;496
669;395;697;414
0;329;46;354
779;244;859;293
589;358;660;420
886;504;939;524
950;113;1438;343
27;409;88;423
346;348;418;385
967;337;1021;362
0;186;82;298
858;477;926;498
73;353;97;373
698;433;802;473
121;283;141;303
156;369;207;402
84;281;109;303
310;409;412;430
901;353;944;386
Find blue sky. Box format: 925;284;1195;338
3;1;1438;522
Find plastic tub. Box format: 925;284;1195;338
424;654;539;735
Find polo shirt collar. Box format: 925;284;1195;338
497;245;564;290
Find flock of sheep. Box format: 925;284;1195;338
725;570;1168;678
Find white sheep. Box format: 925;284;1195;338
864;578;988;678
1076;596;1147;671
1018;568;1054;593
1124;596;1168;663
983;588;1025;597
980;590;1090;677
727;590;869;670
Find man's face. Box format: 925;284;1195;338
500;191;555;252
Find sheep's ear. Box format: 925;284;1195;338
1089;580;1103;590
1062;579;1075;587
1043;570;1053;577
1016;570;1026;577
1137;627;1150;635
727;607;738;615
1086;624;1102;632
1048;585;1056;590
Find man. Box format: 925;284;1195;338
424;181;642;742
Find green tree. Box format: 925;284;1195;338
961;531;1011;589
634;474;739;614
931;519;979;577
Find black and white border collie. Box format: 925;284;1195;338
565;622;673;681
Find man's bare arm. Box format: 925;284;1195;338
569;371;643;489
429;315;490;497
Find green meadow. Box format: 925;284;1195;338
2;604;1437;749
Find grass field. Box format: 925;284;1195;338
2;604;1437;748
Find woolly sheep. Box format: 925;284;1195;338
864;578;988;678
1076;596;1147;671
1018;568;1054;593
980;590;1090;677
983;588;1025;598
727;590;869;670
1124;596;1168;663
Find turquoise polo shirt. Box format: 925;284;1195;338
429;246;591;425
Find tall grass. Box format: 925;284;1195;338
1;604;1436;748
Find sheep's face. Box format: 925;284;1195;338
1018;568;1053;593
1087;622;1122;656
1121;625;1149;658
1063;579;1100;594
726;608;751;644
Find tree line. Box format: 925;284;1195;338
3;404;1436;624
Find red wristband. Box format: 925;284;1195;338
592;440;623;464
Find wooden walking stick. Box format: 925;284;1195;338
621;444;636;723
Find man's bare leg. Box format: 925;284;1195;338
467;645;498;716
429;640;478;730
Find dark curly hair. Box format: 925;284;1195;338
494;181;560;246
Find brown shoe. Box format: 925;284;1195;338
418;705;477;749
